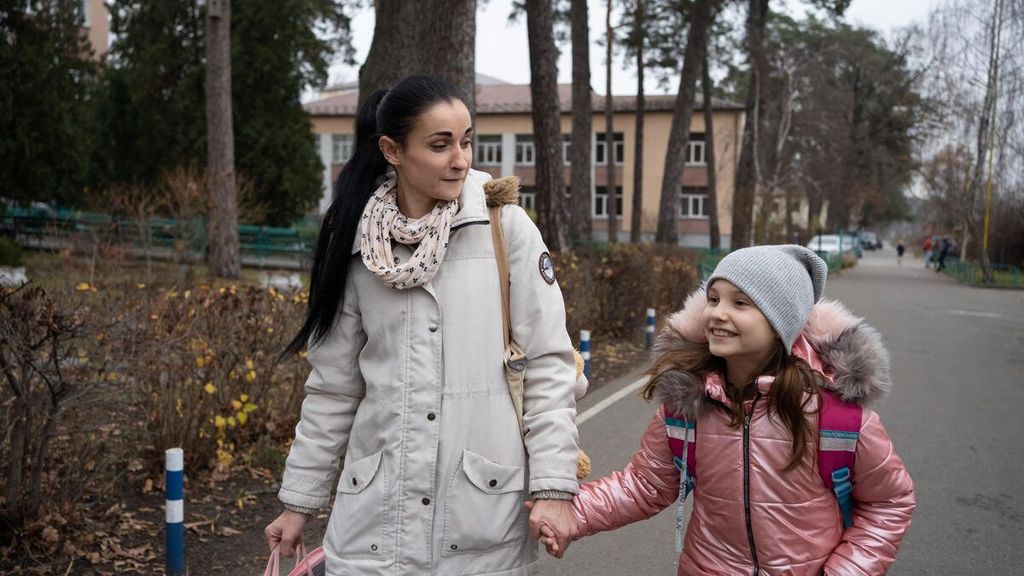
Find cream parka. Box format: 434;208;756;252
279;170;580;575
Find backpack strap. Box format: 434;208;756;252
664;409;696;485
818;390;862;529
664;407;696;553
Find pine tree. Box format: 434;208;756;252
1;1;98;205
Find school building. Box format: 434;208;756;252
304;77;745;247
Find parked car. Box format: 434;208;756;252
806;234;858;266
860;231;882;250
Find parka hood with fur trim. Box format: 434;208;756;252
651;288;893;419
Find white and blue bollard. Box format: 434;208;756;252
580;330;591;379
646;308;656;348
166;448;185;576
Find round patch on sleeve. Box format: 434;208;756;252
538;252;556;285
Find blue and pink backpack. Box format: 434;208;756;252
664;390;861;535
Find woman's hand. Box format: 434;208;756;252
265;509;311;556
525;499;578;559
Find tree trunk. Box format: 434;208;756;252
630;0;645;244
702;48;720;250
570;0;593;242
205;0;241;278
730;0;769;249
526;0;569;252
655;0;716;244
972;0;1003;282
359;0;476;113
604;0;617;243
418;0;477;115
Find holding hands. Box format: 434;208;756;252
525;499;578;559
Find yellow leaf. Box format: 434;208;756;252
245;370;256;382
231;400;242;410
75;282;92;291
245;359;254;370
204;382;216;394
243;402;257;413
236;411;248;425
240;394;249;402
227;416;237;428
214;416;226;428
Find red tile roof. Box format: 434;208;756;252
303;83;743;116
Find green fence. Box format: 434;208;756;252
1;206;317;268
942;256;1023;288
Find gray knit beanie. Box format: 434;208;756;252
706;244;828;351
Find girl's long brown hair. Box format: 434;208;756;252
643;340;822;472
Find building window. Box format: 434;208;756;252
594;186;623;218
562;135;572;165
679;186;709;219
79;0;89;25
475;135;502;166
595;133;625;165
519;186;537;212
686;134;706;165
515;135;535;166
331;134;353;165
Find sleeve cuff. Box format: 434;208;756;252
282;502;318;516
531;490;574;500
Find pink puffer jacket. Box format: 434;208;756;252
572;291;915;575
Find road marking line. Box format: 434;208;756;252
577;376;650;426
948;310;1002;319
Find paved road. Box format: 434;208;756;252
541;247;1024;575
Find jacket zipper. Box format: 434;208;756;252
743;387;761;575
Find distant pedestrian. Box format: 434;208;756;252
897;240;906;266
535;245;916;575
936;237;952;272
922;236;933;268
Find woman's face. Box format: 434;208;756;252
380;99;473;218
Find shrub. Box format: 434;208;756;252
111;283;309;475
0;237;23;266
0;285;117;541
555;243;700;341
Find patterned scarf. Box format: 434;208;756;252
359;169;460;289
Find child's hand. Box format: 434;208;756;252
525;499;575;559
539;523;563;557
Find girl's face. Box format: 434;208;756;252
379;99;473;218
703;280;778;369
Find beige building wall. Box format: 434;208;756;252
309;102;743;248
84;0;109;57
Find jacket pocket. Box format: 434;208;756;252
442;449;526;556
326;449;390;558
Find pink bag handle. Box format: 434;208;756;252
264;544;311;576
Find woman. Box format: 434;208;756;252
265;74;580;575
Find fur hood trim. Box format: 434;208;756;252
484;176;521;207
653;288;892;418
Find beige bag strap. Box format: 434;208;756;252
489;205;512;348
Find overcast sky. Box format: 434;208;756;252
324;0;938;97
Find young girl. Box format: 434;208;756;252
542;245;915;575
265;75;581;575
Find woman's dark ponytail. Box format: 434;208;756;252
282;90;389;356
283;74;466;357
